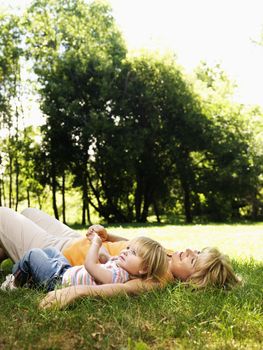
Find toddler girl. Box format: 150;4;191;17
1;234;168;291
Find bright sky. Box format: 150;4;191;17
109;0;263;107
1;0;263;125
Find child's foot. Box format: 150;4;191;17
0;274;17;291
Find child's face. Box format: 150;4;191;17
118;244;146;276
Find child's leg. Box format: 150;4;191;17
0;207;79;262
42;247;71;266
21;208;82;239
12;248;71;291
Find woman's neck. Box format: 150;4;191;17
165;260;174;281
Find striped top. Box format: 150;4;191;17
62;257;130;286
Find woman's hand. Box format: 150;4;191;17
39;287;77;310
86;225;108;242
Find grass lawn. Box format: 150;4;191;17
0;223;262;349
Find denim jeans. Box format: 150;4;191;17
12;247;71;291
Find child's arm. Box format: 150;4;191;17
84;234;113;284
86;227;110;263
107;232;129;242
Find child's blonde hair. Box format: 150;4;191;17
129;236;168;283
188;247;241;289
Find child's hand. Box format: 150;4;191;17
91;233;102;247
86;225;108;242
98;252;110;264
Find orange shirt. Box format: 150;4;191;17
62;237;174;266
62;238;129;265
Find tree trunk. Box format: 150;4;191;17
135;174;143;221
37;194;42;210
140;191;150;223
87;171;108;221
1;177;6;206
182;180;192;223
27;188;30;207
176;148;193;224
82;171;88;225
140;205;149;222
62;172;66;224
153;200;161;223
8;154;13;208
51;162;59;219
82;198;86;225
140;183;154;222
15;158;19;211
86;200;91;225
15;104;20;211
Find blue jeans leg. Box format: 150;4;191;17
12;247;71;291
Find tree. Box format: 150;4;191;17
24;0;126;221
0;13;23;208
192;62;263;221
90;52;215;223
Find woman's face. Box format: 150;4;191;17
169;249;200;281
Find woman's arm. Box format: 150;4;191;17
106;232;129;242
39;279;162;310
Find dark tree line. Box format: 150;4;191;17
0;0;262;224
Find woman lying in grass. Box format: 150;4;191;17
39;246;240;309
0;207;240;309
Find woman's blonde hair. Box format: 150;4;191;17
129;236;168;283
187;247;241;289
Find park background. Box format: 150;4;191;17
0;0;263;226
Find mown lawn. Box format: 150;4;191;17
0;223;262;350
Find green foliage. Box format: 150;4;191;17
22;0;127;221
0;12;24;209
0;13;22;115
0;1;262;224
192;63;263;221
84;52;217;223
